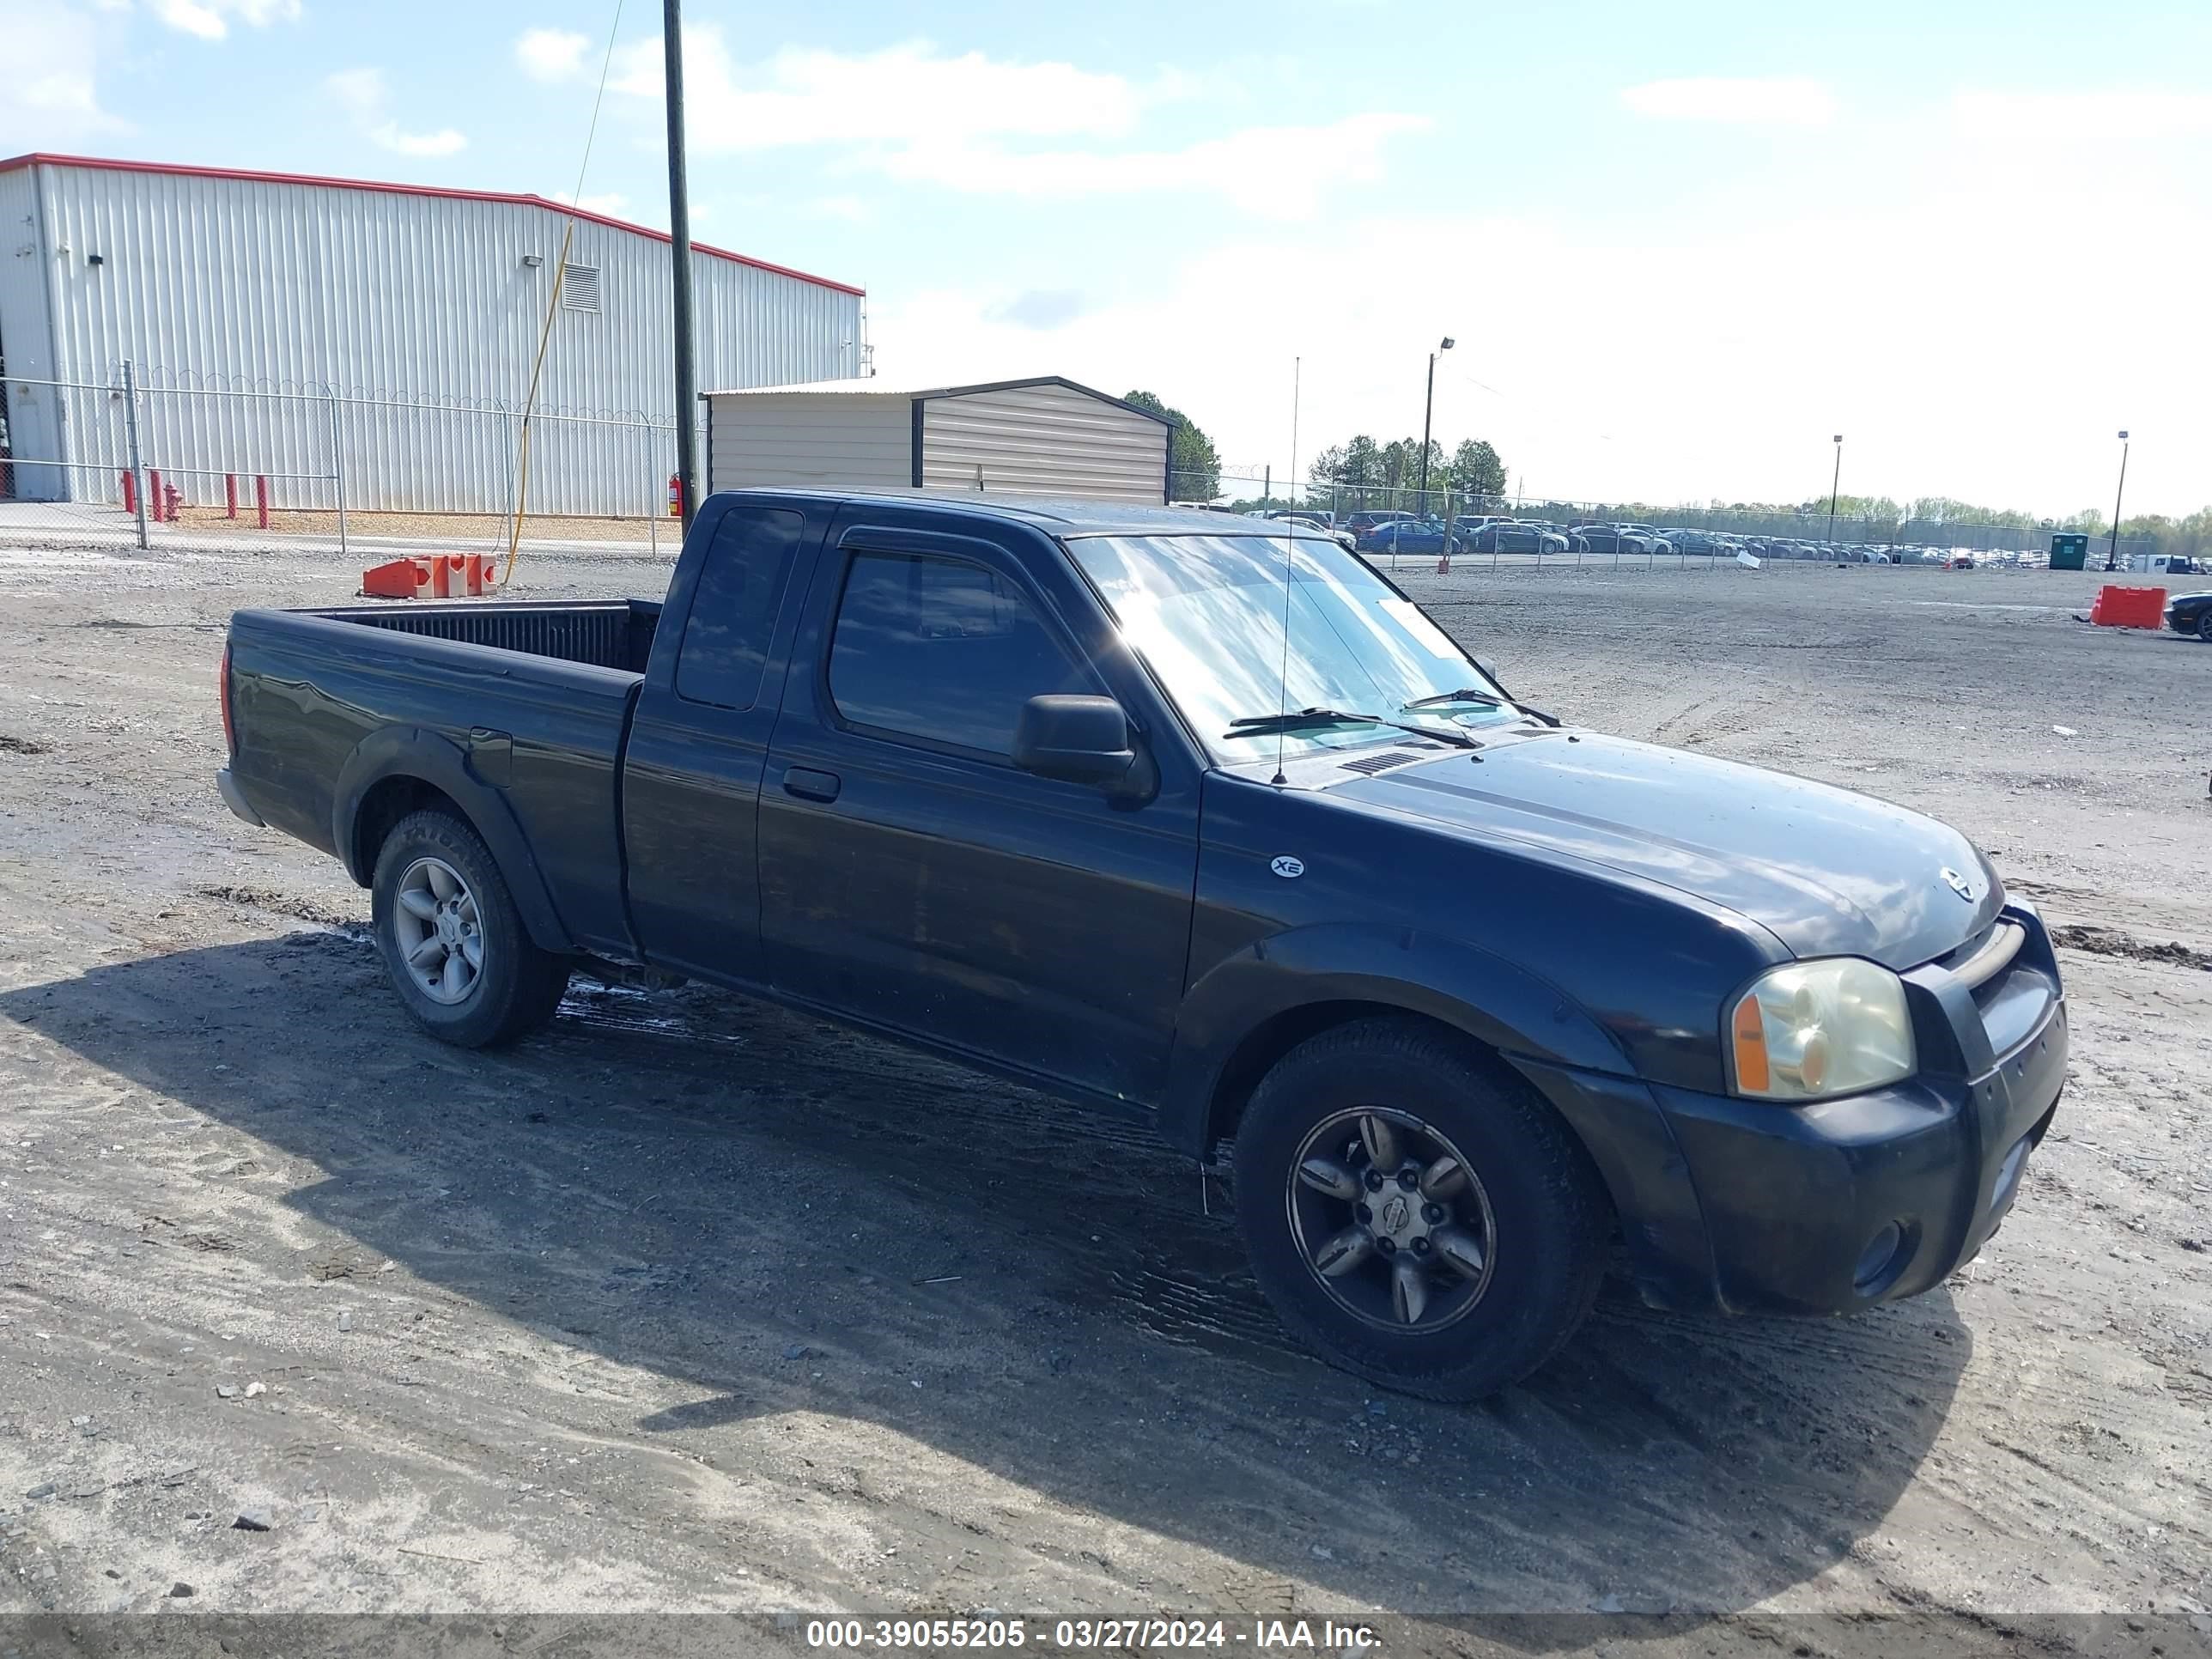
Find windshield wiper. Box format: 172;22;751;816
1401;688;1563;729
1227;708;1479;749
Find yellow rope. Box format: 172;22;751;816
502;0;626;586
502;216;576;586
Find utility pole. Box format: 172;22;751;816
664;0;700;536
1418;337;1453;515
1827;434;1843;542
2106;430;2130;570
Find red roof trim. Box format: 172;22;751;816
0;151;865;297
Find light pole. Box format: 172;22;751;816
2106;430;2130;571
1826;434;1843;543
664;0;700;536
1418;337;1454;515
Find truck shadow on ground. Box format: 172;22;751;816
5;929;1972;1632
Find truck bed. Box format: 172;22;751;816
312;598;663;674
225;599;662;957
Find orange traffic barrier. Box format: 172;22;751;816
2087;585;2166;629
361;552;507;601
361;557;433;599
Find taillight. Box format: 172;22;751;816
219;644;236;755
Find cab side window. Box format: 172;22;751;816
673;506;806;710
827;550;1097;757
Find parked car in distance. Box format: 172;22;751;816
1358;519;1462;556
1573;523;1666;556
1460;520;1571;556
2164;590;2212;639
1344;510;1419;540
216;488;2069;1402
1268;513;1359;553
1948;555;1977;570
1659;529;1735;557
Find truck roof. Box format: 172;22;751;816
714;488;1341;540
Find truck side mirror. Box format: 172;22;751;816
1012;695;1136;788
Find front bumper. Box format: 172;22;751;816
217;766;265;828
1652;993;2064;1314
1547;903;2069;1317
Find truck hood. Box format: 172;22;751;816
1334;730;1999;969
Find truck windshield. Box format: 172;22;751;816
1066;532;1512;763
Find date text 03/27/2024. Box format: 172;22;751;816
802;1618;1381;1650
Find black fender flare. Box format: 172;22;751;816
1158;923;1636;1158
330;726;574;954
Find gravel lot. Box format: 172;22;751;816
1;537;2208;1655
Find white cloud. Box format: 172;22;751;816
593;29;1419;217
554;190;629;216
374;123;467;157
515;27;591;83
614;33;1152;149
325;66;467;158
810;194;873;224
880;112;1428;219
1620;76;1838;126
869;89;2212;519
147;0;299;40
1952;87;2212;140
0;1;129;149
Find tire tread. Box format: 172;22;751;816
1233;1015;1612;1401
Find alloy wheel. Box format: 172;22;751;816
392;856;484;1006
1285;1106;1498;1333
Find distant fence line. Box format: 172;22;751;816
0;362;684;535
1180;470;2165;562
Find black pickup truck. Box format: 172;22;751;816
219;490;2068;1399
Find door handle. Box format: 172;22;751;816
781;766;842;803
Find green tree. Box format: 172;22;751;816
1124;389;1220;501
1447;439;1506;498
1340;435;1384;487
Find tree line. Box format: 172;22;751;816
1127;387;2205;556
1304;435;1506;506
1589;493;2212;556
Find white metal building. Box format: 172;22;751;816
0;152;865;514
705;378;1173;506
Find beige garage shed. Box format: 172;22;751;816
702;376;1173;505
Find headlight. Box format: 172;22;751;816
1727;958;1916;1102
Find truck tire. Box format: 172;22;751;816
370;808;571;1048
1233;1017;1611;1401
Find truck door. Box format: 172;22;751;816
755;516;1201;1108
622;499;825;980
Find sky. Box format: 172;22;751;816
5;0;2209;518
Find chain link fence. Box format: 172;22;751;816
1174;470;2162;570
0;361;686;553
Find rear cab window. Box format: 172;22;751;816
674;506;808;710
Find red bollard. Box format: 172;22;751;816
225;474;238;519
121;471;137;514
255;475;270;529
148;469;162;513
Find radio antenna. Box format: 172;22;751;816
1272;522;1294;785
1271;356;1305;787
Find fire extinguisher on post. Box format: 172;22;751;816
667;472;683;519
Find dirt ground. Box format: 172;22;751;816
1;539;2209;1655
